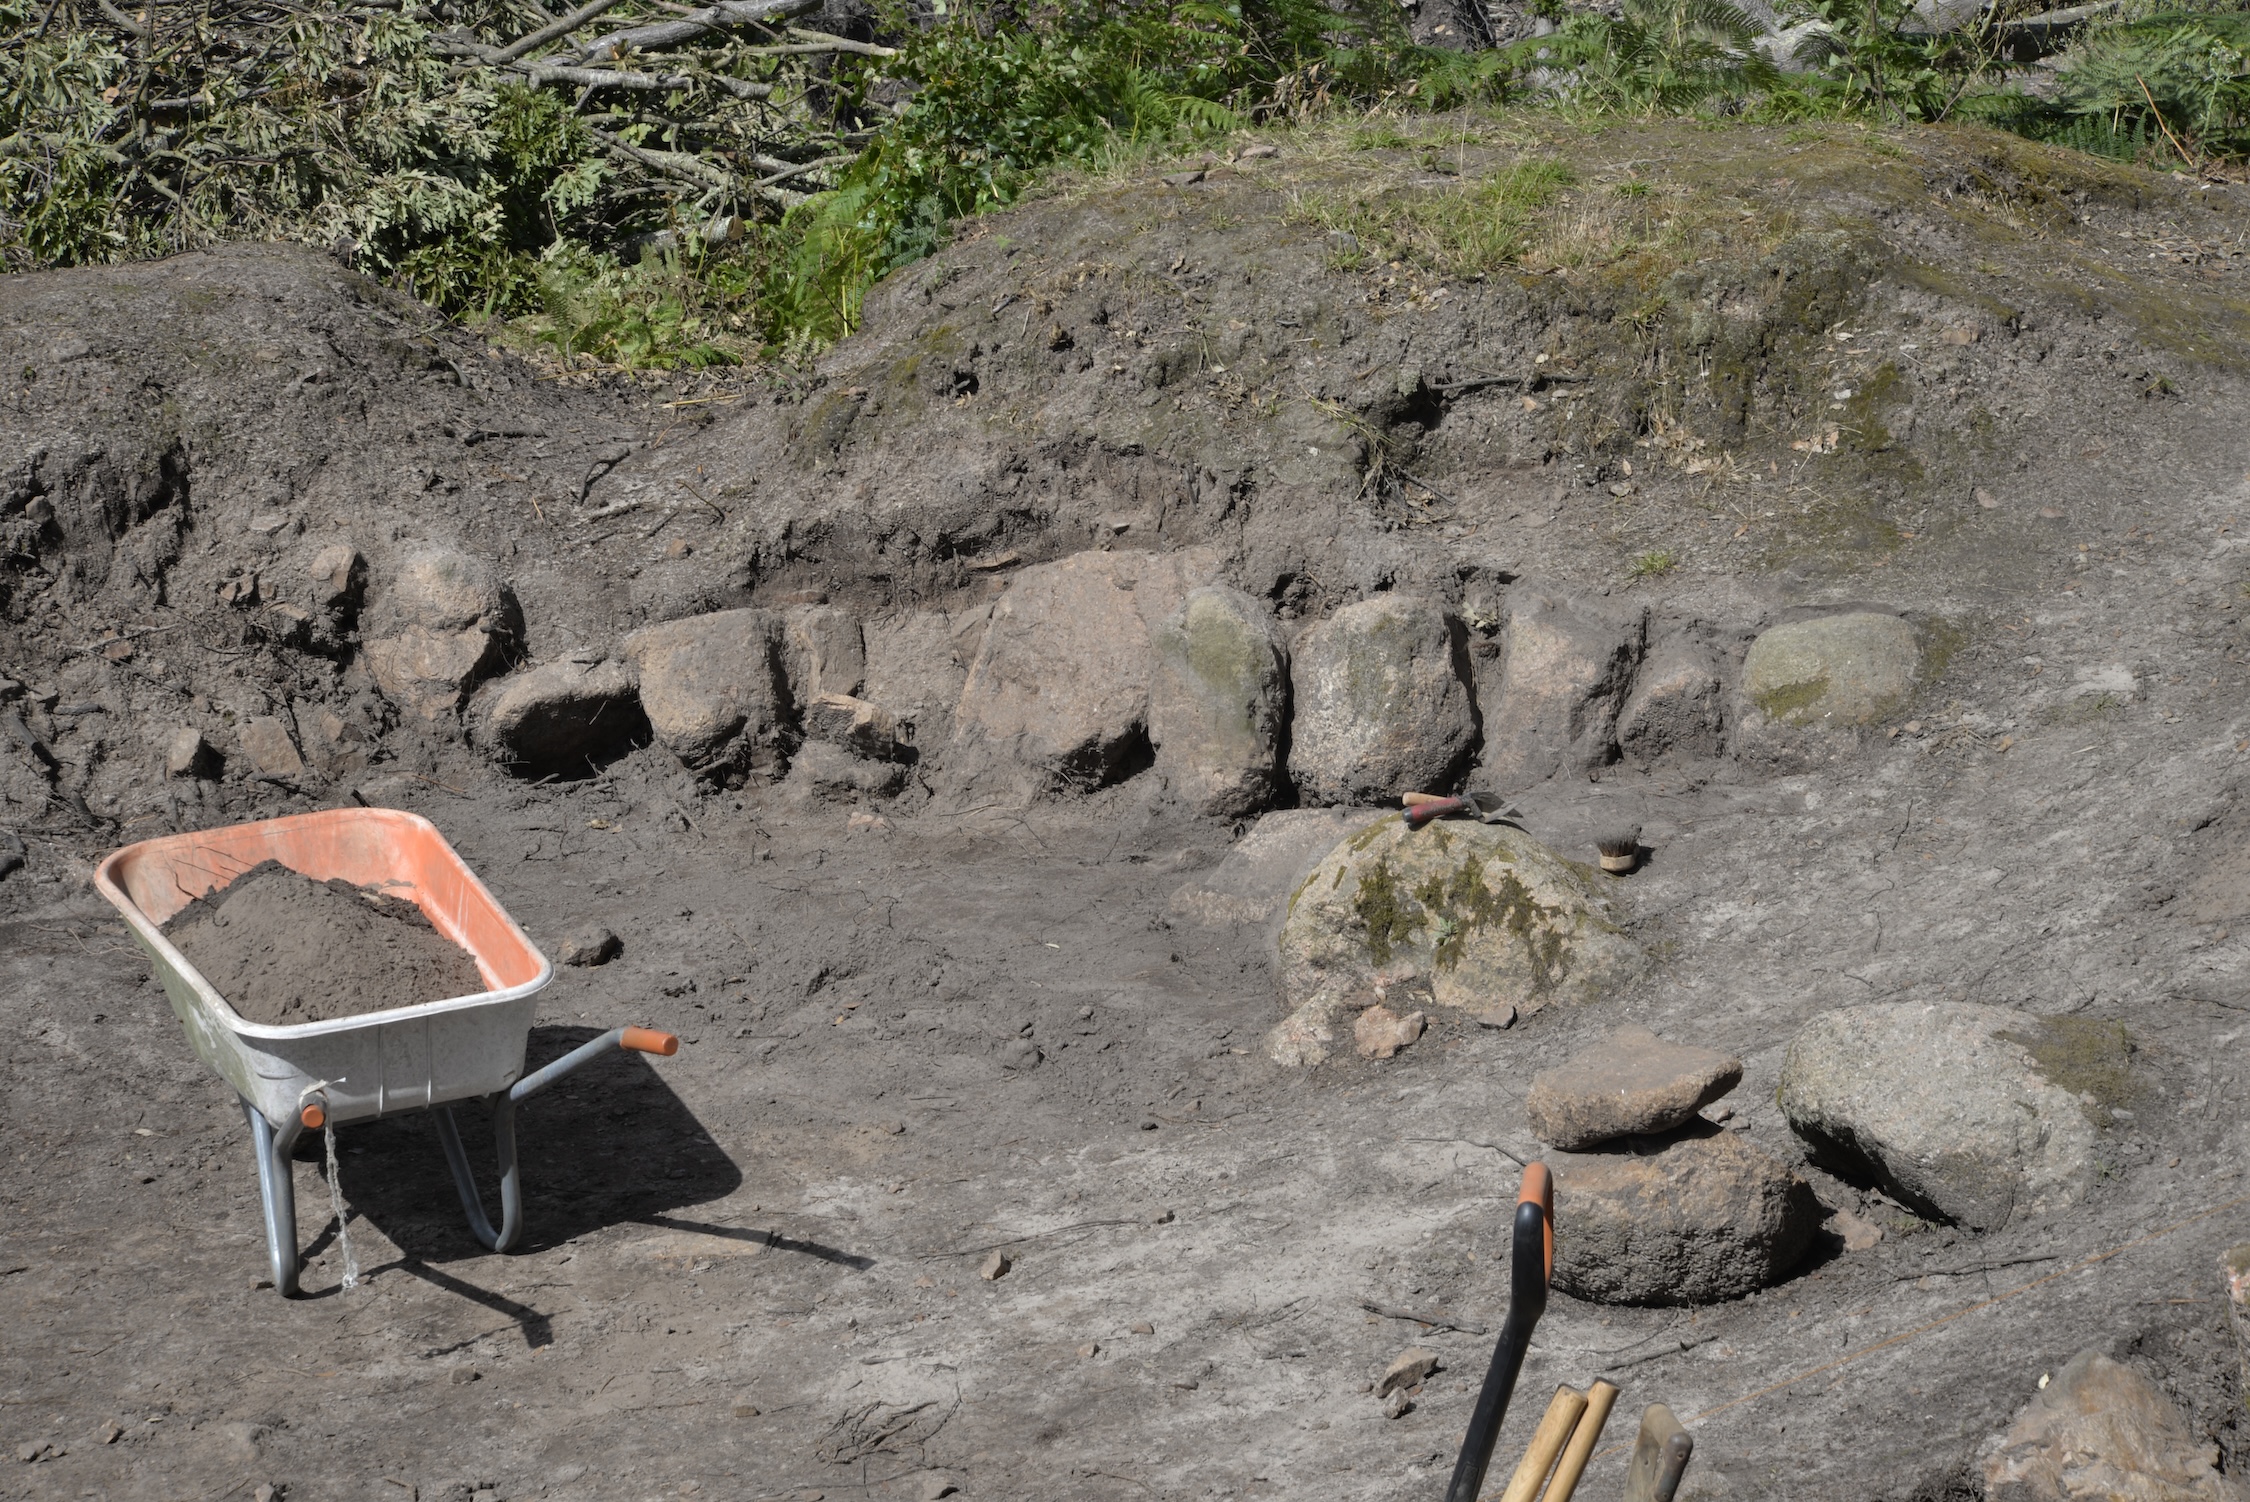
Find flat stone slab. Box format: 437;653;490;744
1526;1024;1744;1149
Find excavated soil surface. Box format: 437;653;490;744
7;117;2250;1502
161;861;487;1025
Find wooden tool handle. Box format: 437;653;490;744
1538;1379;1618;1502
1496;1385;1587;1502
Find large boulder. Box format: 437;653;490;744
622;608;788;780
1551;1130;1821;1305
1149;585;1289;818
950;549;1219;791
1743;612;1921;727
361;544;517;720
1527;1025;1744;1150
476;654;643;774
1288;595;1476;805
1617;629;1727;764
1984;1350;2243;1502
1271;815;1646;1063
1777;1003;2104;1231
1477;589;1641;788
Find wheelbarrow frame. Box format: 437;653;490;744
96;808;674;1295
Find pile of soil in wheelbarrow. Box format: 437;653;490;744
162;861;487;1026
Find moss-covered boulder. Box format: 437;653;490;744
1743;612;1920;727
1269;816;1645;1061
1149;585;1289;818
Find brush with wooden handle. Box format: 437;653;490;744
1621;1403;1694;1502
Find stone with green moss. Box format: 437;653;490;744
1743;612;1922;727
1149;586;1288;818
1777;1002;2106;1232
1273;816;1646;1037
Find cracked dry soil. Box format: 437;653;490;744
9;118;2250;1502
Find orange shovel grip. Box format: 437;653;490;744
1519;1160;1554;1281
299;1101;326;1130
620;1026;679;1056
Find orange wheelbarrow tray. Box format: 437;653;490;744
95;808;676;1296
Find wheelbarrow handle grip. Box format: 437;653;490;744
622;1026;679;1056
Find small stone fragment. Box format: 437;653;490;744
881;1120;906;1135
1077;1341;1100;1358
237;715;307;778
1354;1003;1427;1060
253;1485;277;1502
166;726;217;779
732;1405;761;1418
99;1421;121;1445
1383;1390;1413;1420
1000;1038;1042;1070
1378;1347;1440;1396
450;1365;480;1384
1831;1206;1884;1252
1525;1024;1744;1150
979;1250;1011;1281
1131;1321;1155;1335
919;1476;959;1501
1146;1208;1174;1225
557;927;621;967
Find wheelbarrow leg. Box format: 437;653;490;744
241;1097;305;1296
435;1093;522;1253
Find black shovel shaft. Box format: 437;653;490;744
1444;1197;1551;1502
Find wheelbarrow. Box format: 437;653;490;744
94;807;678;1296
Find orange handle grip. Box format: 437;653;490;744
299;1100;326;1130
1400;791;1450;807
1519;1160;1554;1280
621;1026;679;1056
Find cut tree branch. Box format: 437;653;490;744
570;0;819;58
489;0;627;62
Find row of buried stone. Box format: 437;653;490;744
344;542;1922;798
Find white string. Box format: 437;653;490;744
322;1120;360;1290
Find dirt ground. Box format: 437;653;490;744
8;118;2250;1502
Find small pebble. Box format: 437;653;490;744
881;1120;906;1135
732;1405;761;1418
1383;1390;1413;1420
979;1250;1011;1281
450;1365;481;1385
1131;1322;1155;1335
1077;1341;1100;1358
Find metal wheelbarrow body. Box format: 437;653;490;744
95;807;675;1295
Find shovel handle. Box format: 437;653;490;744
1518;1159;1553;1281
1443;1161;1555;1502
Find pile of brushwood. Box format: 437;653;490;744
3;0;2243;365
